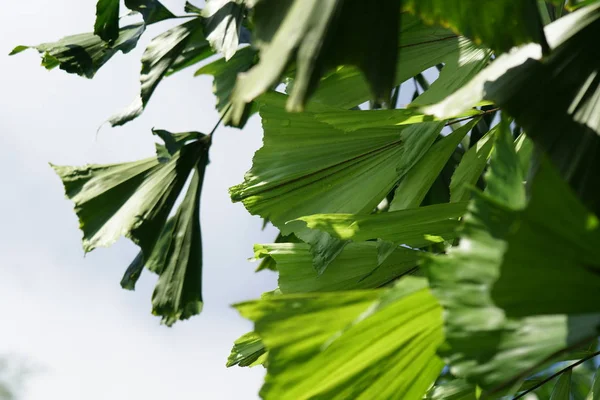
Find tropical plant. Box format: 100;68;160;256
11;0;600;398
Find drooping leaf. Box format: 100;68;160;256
151;163;206;326
95;0;120;43
254;242;420;293
236;277;444;400
228;0;401;124
390;119;478;210
202;0;247;60
53;131;210;325
109;18;212;126
227;331;267;368
425;3;600;214
402;0;548;53
230;92;443;272
124;0;175;24
10;24;145;78
297;202;467;245
195;46;257;125
425;124;600;394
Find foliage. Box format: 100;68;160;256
11;0;600;398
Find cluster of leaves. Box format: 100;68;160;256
12;0;600;398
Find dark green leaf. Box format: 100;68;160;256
425;124;600;393
10;24;145;78
53;132;210;325
109;18;211;126
94;0;120;43
403;0;548;53
550;369;572;400
195;45;257;126
151;163;207;326
125;0;175;24
425;4;600;215
229;0;401;124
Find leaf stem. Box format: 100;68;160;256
445;108;499;126
512;349;600;399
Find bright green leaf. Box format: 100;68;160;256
227;331;267;368
390;119;478;210
297;202;467;245
254;242;420;293
236;278;444;400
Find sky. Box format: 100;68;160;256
0;1;279;399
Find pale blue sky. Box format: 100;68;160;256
0;1;278;399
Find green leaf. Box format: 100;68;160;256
425;379;476;400
551;369;572;400
124;0;175;24
227;331;267;368
151;163;206;326
230;92;443;272
589;367;600;399
95;0;120;43
254;242;420;293
307;15;470;109
424;4;600;214
410;39;492;106
202;0;246;60
10;24;145;78
109;18;212;126
425;125;600;393
449;126;495;203
236;277;444;400
390;119;478;210
53;132;210;325
228;0;401;124
297;202;467;245
195;46;257;125
403;0;548;53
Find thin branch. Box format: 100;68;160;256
208;105;232;140
445;108;499;126
512;350;600;399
